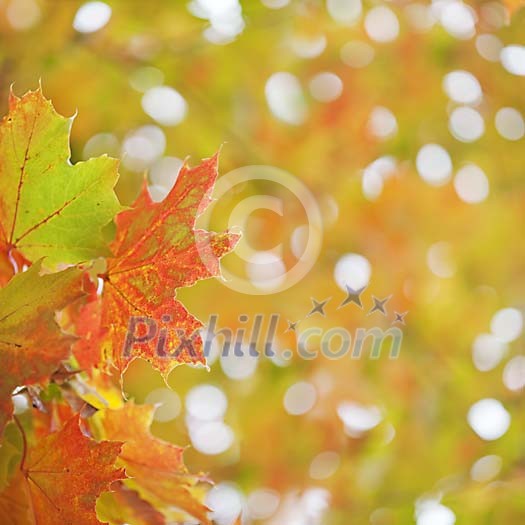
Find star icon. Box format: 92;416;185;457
392;311;408;325
338;285;366;309
285;320;299;333
307;297;330;317
367;295;392;316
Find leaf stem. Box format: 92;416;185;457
7;246;19;274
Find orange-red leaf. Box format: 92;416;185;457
0;416;124;525
99;153;239;378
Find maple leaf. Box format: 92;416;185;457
0;87;122;269
0;416;124;525
94;402;211;525
99;153;239;378
0;261;84;438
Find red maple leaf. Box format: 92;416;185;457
95;153;239;379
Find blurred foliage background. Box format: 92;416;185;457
1;0;524;523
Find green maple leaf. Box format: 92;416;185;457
0;87;122;268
